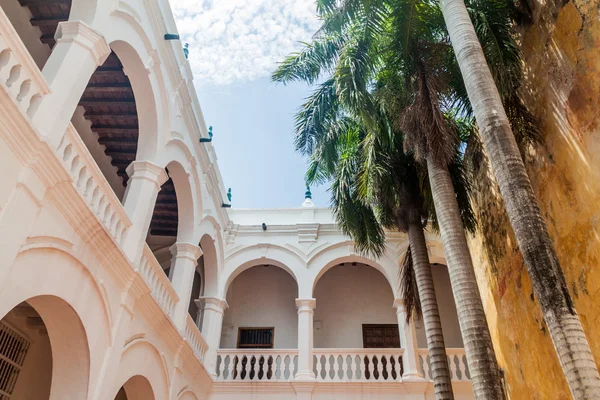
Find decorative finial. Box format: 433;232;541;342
227;188;232;202
200;126;213;143
183;43;189;59
305;185;312;199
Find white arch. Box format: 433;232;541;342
111;339;170;400
178;389;200;400
0;245;112;398
306;241;400;299
220;245;306;298
197;216;223;297
164;159;197;243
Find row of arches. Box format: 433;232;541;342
0;246;202;400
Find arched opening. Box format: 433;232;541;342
0;0;71;70
313;262;400;380
0;296;90;399
113;376;154;400
221;265;298;350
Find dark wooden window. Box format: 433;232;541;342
237;327;274;349
362;324;401;380
362;324;400;348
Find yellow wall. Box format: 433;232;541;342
467;1;600;398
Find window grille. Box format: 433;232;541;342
0;321;30;399
237;327;274;348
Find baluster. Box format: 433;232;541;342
459;354;469;381
385;355;393;381
359;354;367;381
315;354;322;380
217;354;225;380
376;354;384;381
367;354;376;381
235;355;243;381
324;354;331;380
348;354;357;380
341;354;349;380
226;355;235;381
291;354;297;379
273;355;280;381
449;354;458;380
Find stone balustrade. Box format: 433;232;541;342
314;349;404;382
57;123;131;247
0;7;50;118
418;348;471;381
184;315;208;362
138;245;179;319
216;349;299;382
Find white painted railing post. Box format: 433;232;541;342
196;296;228;377
394;298;423;380
121;161;167;262
295;298;316;380
33;21;110;147
169;243;202;330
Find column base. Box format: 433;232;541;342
292;380;315;400
402;372;427;382
294;372;316;381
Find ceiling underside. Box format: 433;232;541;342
19;0;178;236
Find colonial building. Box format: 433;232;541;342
0;0;475;398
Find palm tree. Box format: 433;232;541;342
307;116;458;399
274;1;508;397
439;0;600;397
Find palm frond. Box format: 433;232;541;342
399;245;422;323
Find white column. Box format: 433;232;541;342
394;298;423;380
121;161;168;262
32;21;110;147
295;298;316;380
169;243;203;330
195;297;228;377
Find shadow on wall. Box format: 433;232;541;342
464;0;600;398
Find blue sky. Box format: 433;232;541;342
171;0;330;208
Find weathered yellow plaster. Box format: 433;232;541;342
466;1;600;398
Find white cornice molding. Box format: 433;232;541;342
55;21;111;64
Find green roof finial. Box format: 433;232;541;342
227;188;232;202
305;185;312;199
200;126;213;143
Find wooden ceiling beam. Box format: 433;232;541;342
40;34;54;45
85;84;133;93
85;112;138;119
79;99;136;107
19;0;71;5
93;69;126;78
98;137;138;145
29;16;66;26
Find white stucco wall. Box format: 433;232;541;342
313;263;398;348
221;266;299;349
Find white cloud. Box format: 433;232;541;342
171;0;320;85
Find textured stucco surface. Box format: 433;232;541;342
466;1;600;398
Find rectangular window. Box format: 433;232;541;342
237;327;274;349
0;321;30;399
362;324;400;348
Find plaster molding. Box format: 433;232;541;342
126;160;169;188
55;21;111;65
296;298;316;312
170;242;203;261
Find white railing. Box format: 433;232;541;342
418;348;470;381
216;349;298;382
184;315;208;362
0;7;49;117
139;245;179;319
57;124;131;247
314;349;404;382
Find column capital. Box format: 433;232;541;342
170;242;203;261
195;297;228;313
126;161;168;188
55;21;110;64
393;298;406;312
296;298;316;312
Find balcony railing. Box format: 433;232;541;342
184;315;208;362
314;349;404;382
58;123;131;247
216;349;298;382
418;348;470;381
0;7;49;117
139;245;179;320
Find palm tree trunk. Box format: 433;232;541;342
426;156;505;400
408;221;454;399
439;1;600;398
